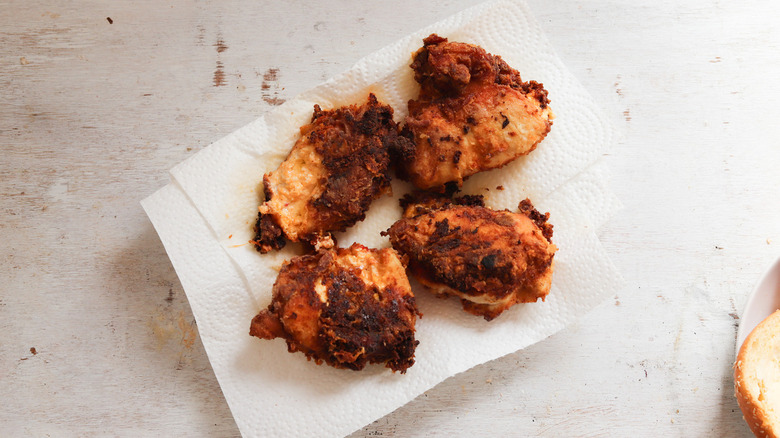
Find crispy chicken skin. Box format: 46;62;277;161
393;34;554;190
249;243;420;373
385;193;556;321
252;94;411;253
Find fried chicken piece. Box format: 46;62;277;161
249;243;420;373
385;193;556;320
252;94;411;253
393;34;554;190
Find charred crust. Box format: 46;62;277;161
398;190;485;218
320;269;418;372
518;198;553;242
386;202;556;318
251;246;419;373
251;212;287;253
518;80;550;109
480;254;497;269
389;126;417;182
258;94;400;250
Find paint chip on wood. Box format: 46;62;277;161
214;38;228;53
213;61;226;87
261;68;285;105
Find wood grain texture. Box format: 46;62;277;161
3;0;779;436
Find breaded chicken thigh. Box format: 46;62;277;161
385;193;556;321
250;243;420;373
252;94;410;253
393;34;554;190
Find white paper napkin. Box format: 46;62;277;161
142;1;623;436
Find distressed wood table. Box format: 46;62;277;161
3;0;779;436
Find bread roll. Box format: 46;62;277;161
735;309;780;437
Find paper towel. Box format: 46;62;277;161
142;1;623;436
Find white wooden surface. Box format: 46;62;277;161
3;0;779;436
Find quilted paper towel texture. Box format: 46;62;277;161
143;165;620;438
144;1;623;437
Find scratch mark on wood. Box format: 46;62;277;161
710;56;721;63
263;68;279;82
614;74;623;97
623;109;631;122
261;68;285;105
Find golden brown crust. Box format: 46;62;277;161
385;195;556;320
394;34;553;190
252;94;408;253
249;243;420;373
735;310;780;437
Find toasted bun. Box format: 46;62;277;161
735;310;780;437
